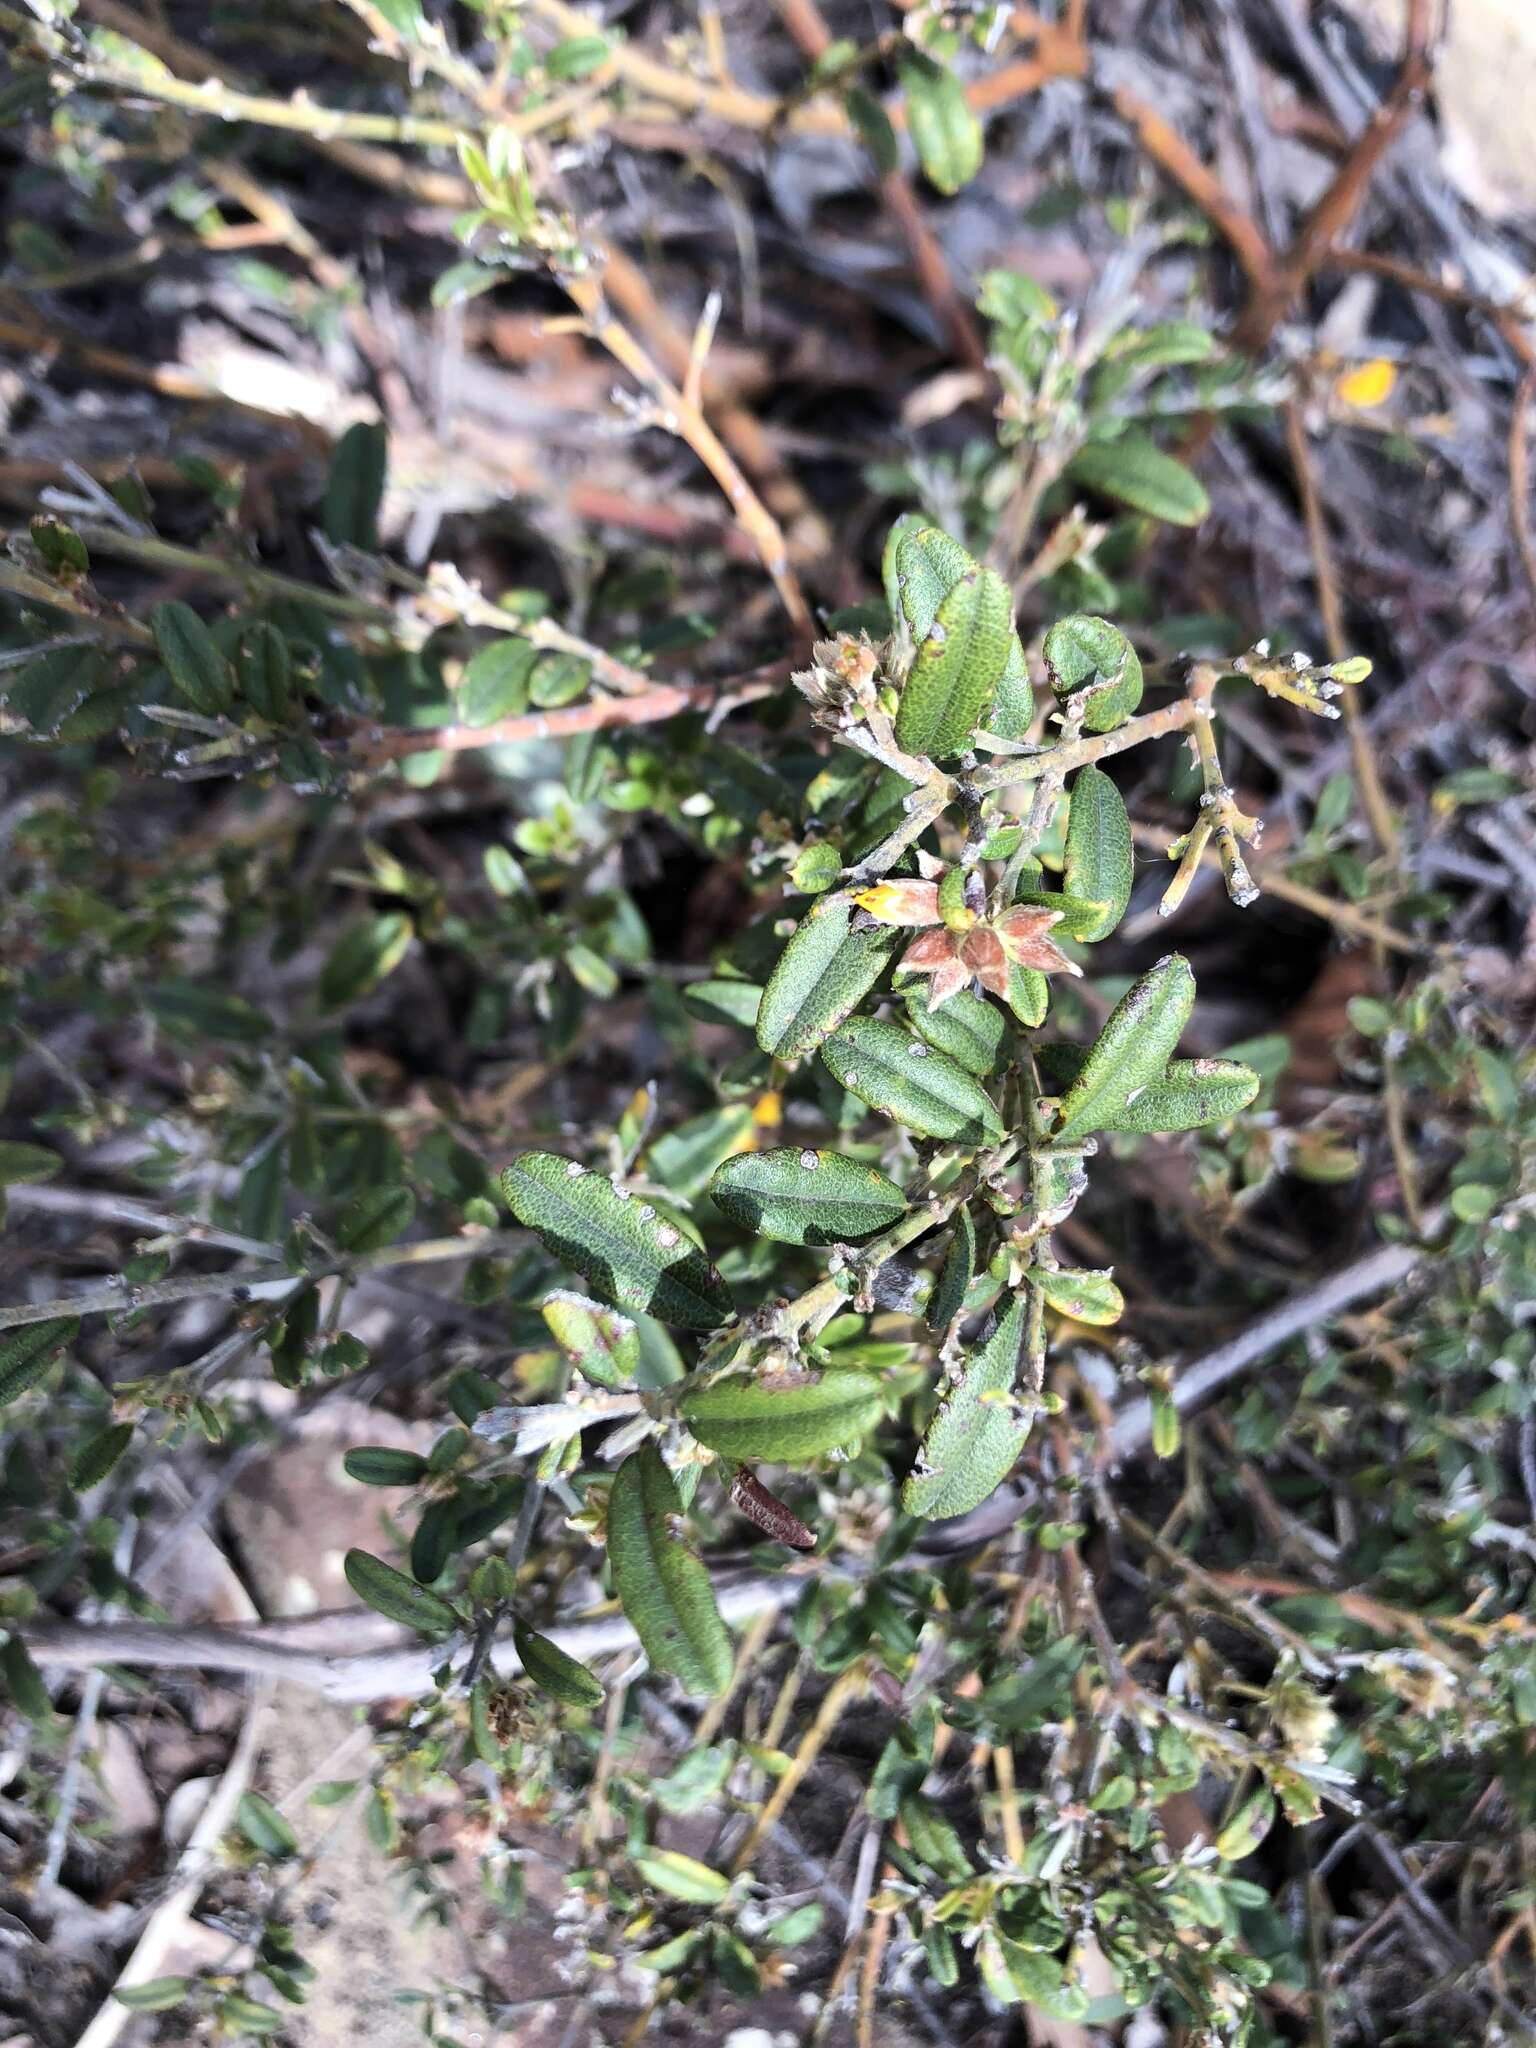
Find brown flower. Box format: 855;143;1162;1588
900;905;1079;1011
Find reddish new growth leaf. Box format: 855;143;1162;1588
730;1468;817;1549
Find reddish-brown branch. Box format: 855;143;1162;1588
1510;368;1536;618
1109;84;1273;294
341;668;786;766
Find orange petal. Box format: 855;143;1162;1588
851;880;942;927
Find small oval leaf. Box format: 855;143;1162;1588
342;1446;430;1486
756;896;898;1060
343;1548;459;1638
150;600;235;717
1033;1267;1123;1326
899;53;983;196
319;913;414;1010
1068;433;1210;527
904;1291;1030;1520
541;1290;640;1390
632;1847;733;1904
894;565;1013;760
708;1149;908;1247
902;985;1007;1076
460;638;536;726
680;1368;885;1464
70;1421;133;1491
607;1445;734;1695
821;1017;1004;1144
1050;955;1196;1145
1063;764;1133;941
1041;615;1144;733
503;1153;734;1331
0;1317;79;1407
513;1619;605;1707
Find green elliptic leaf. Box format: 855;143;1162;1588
1039;1047;1260;1132
1063;764;1133;941
985;632;1035;741
69;1421;133;1491
3;646;106;735
903;1289;1030;1520
1032;1267;1123;1326
343;1549;459;1637
632;1848;732;1905
903;985;1007;1077
607;1445;734;1695
541;1290;640;1390
1006;963;1049;1028
513;1619;605;1707
0;1317;78;1407
1041;615;1143;733
1;1634;54;1722
318;912;414;1010
460;637;536;726
1067;432;1210;527
150;599;235;717
343;1446;429;1486
502;1153;733;1331
238;623;293;723
679;1368;886;1463
708;1149;908;1247
238;1790;299;1858
847;83;898;174
147;981;272;1043
882;517;975;640
899;52;983;196
336;1184;415;1254
112;1980;192;2013
324;419;387;549
0;1142;62;1188
1050;954;1196;1145
821;1017;1004;1145
682;979;763;1030
893;565;1013;760
756;896;898;1060
928;1207;977;1332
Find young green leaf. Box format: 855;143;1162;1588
1;1634;53;1722
238;1790;300;1858
679;1368;886;1463
0;1141;62;1187
336;1185;415;1254
542;1290;641;1390
756;896;898;1060
1038;1048;1260;1132
237;622;293;723
606;1445;734;1695
1041;615;1143;733
69;1421;133;1491
708;1149;908;1246
112;1980;192;2013
324;419;387;549
148;981;272;1043
899;53;983;195
1032;1267;1123;1325
502;1152;734;1330
893;565;1013;759
821;1017;1004;1144
342;1446;430;1486
1050;954;1196;1144
318;912;414;1009
632;1848;733;1905
681;979;763;1031
513;1619;605;1707
343;1548;459;1637
0;1317;79;1407
460;638;536;725
903;1290;1030;1520
1063;764;1133;941
882;517;975;640
903;984;1007;1076
985;632;1035;741
150;599;235;717
1067;432;1210;527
